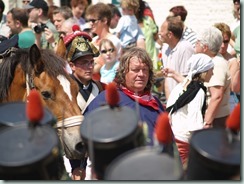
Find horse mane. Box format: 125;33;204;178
0;47;68;101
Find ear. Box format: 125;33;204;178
29;44;44;75
37;8;43;16
167;31;172;38
55;38;67;59
69;62;75;70
102;17;107;25
15;20;21;28
202;44;209;53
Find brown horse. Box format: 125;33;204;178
0;45;85;160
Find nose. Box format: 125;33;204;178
75;142;87;156
138;69;144;76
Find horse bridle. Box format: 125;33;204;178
26;73;36;96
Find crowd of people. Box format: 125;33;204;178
0;0;240;180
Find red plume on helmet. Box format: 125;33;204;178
105;82;120;108
26;89;44;124
155;112;173;144
226;103;240;132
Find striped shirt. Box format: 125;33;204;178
183;26;197;48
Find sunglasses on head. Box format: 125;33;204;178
86;19;100;23
100;48;115;54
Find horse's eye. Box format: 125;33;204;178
41;91;52;100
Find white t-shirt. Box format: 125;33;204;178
166;80;205;143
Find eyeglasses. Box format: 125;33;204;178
75;60;94;68
86;19;100;23
223;40;230;44
100;48;115;54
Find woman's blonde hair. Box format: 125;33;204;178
120;0;139;13
192;71;208;83
99;38;115;51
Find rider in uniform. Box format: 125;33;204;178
63;26;104;180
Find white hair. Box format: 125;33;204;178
197;26;223;54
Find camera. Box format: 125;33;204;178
33;23;48;34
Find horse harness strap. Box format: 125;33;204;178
26;73;36;96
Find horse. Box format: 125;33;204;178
0;44;86;160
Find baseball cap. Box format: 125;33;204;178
24;0;48;12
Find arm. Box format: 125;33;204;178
136;26;146;49
229;58;240;92
231;69;240;93
162;68;185;83
204;86;224;128
114;16;124;39
34;32;42;49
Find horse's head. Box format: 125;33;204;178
28;45;81;120
0;45;86;160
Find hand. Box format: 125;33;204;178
71;167;86;180
203;122;213;129
44;28;55;44
161;67;175;78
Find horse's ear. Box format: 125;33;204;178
29;44;44;75
55;38;66;59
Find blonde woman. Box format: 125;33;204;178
99;39;120;84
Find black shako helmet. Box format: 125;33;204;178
63;25;99;62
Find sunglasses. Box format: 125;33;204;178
223;40;230;44
86;19;100;23
100;48;115;54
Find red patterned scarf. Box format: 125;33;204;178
120;86;159;111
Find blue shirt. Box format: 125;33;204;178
85;90;165;146
100;61;119;84
115;15;140;48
